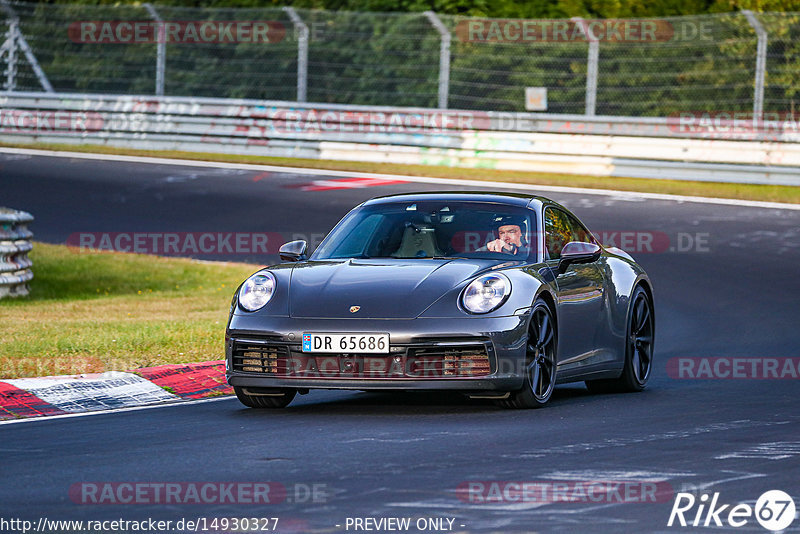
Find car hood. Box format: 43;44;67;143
288;258;497;319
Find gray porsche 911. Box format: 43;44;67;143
226;192;654;409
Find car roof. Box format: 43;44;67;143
364;191;550;207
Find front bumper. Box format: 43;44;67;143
225;314;529;392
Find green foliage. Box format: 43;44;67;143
0;243;256;377
9;242;253;303
8;1;800;114
34;0;800;16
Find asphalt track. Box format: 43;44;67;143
1;150;799;533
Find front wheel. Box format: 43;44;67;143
586;285;654;394
496;300;557;409
234;386;297;408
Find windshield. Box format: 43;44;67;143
311;200;538;261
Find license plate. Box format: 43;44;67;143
302;333;389;354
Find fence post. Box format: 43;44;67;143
283;7;308;102
572;17;598;116
0;0;53;92
424;11;450;109
2;19;17;91
742;10;767;119
143;3;166;96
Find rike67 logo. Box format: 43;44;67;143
668;490;795;531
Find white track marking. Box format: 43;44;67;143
388;499;552;512
504;420;792;458
673;471;767;493
0;395;234;426
2;146;799;211
343;437;430;443
5;371;176;413
715;441;800;460
540;470;694;481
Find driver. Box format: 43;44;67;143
486;216;528;255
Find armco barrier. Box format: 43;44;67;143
1;92;799;185
0;208;34;299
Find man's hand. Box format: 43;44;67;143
487;239;515;253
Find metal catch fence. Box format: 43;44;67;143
2;2;799;117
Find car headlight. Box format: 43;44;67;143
461;273;511;314
238;271;276;311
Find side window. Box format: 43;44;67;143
544;208;594;259
565;212;595;245
544;208;571;260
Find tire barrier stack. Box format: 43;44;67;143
0;208;34;299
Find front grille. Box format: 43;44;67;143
231;339;493;379
232;342;290;374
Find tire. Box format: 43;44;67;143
496;299;558;409
234;386;297;408
586;285;654;394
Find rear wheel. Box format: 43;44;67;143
496;300;557;409
586;285;654;393
234;386;297;408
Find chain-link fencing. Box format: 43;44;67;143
2;1;799;117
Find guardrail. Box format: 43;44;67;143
0;207;33;299
1;92;799;185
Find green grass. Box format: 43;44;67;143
0;243;257;379
4;141;800;204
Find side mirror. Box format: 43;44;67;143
557;241;601;274
279;240;307;262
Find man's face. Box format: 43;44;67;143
498;224;523;247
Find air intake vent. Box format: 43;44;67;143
232;342;289;374
408;346;491;377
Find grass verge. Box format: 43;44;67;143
3;141;799;204
0;242;257;379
